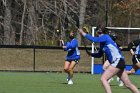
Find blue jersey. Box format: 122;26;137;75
64;38;80;61
85;34;124;64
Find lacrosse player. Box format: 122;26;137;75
78;26;140;93
61;30;80;85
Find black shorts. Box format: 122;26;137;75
111;58;126;70
132;55;140;64
66;59;79;64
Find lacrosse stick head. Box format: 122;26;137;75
83;25;89;33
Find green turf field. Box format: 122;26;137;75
0;72;139;93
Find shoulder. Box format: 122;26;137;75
72;38;78;42
104;34;110;37
100;34;109;37
100;34;111;40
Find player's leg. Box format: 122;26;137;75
68;61;77;84
127;55;140;75
103;60;110;70
127;63;140;75
66;61;77;84
64;61;71;81
117;70;140;93
103;60;114;83
64;61;70;73
101;65;119;93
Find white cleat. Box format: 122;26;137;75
116;77;120;82
68;79;73;85
117;77;124;87
108;78;114;83
118;81;124;87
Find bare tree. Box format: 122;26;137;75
3;0;12;45
78;0;87;45
19;0;26;45
25;0;37;45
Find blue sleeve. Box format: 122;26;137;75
64;39;78;51
91;44;104;58
85;34;107;43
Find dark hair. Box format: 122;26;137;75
96;26;108;34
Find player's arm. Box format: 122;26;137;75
79;28;107;43
60;40;68;51
66;39;77;49
60;40;64;46
84;34;107;43
87;44;104;58
78;28;87;36
63;39;78;51
128;41;135;55
128;39;140;55
116;42;123;50
91;49;103;58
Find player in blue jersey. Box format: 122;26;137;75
78;26;140;93
127;39;140;74
60;31;80;85
103;34;124;86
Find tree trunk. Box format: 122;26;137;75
26;0;37;45
78;0;87;46
3;0;12;45
20;0;26;45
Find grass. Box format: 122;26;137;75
0;72;139;93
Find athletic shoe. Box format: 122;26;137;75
117;77;124;87
68;79;73;85
67;75;70;81
118;80;124;87
108;77;114;83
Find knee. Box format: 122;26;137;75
100;76;107;83
68;68;73;72
64;68;68;72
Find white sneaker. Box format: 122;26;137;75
116;77;120;82
117;77;124;86
68;79;73;85
118;80;124;87
108;78;114;83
